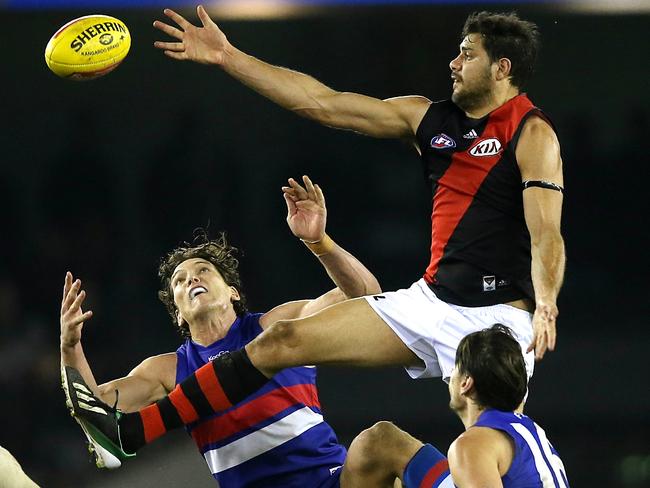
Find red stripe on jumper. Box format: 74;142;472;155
424;94;535;283
191;383;320;449
420;459;450;488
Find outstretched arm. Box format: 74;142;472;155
60;273;175;412
516;116;566;360
260;175;380;327
153;6;430;139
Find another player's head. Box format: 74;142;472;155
449;324;527;414
450;11;540;112
158;231;248;338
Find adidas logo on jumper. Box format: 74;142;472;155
463;129;478;139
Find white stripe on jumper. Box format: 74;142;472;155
534;423;568;488
511;423;557;487
204;406;323;474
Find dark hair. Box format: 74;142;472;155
462;11;540;90
158;231;248;339
455;324;527;411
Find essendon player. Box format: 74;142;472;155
63;11;565;477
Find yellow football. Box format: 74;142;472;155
45;15;131;80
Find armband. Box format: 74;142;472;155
522;180;564;194
301;234;334;257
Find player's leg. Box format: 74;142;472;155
341;421;422;488
65;296;425;457
129;298;421;446
341;421;452;488
248;297;421;376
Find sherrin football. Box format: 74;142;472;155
45;15;131;80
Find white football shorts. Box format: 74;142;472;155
364;279;535;382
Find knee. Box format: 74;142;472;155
248;319;302;360
346;421;403;474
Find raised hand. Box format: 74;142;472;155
527;301;557;361
60;272;93;350
283;175;327;243
153;5;229;65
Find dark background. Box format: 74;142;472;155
1;2;649;487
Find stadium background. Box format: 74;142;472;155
1;0;648;486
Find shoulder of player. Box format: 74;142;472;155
518;114;560;150
449;426;509;460
384;95;432;129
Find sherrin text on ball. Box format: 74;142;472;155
45;15;131;80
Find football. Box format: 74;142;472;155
45;15;131;80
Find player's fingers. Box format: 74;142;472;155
314;184;326;207
163;8;191;30
69;290;87;312
164;50;187;61
303;175;317;200
197;5;215;28
283;192;297;215
155;41;185;52
62;272;72;304
288;178;308;200
69;310;93;327
153;20;184;40
63;279;81;311
526;335;536;354
535;332;548;360
547;321;557;351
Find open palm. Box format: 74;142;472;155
153;6;229;65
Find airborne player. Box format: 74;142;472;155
64;10;566;485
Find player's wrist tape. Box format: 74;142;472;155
301;234;334;257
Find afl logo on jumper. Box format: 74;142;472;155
469;138;502;157
430;133;456;149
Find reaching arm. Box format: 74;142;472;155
516;116;566;360
260;176;381;327
60;273;176;412
153;6;431;139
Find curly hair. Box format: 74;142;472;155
158;231;248;339
462;11;540;90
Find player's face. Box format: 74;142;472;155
170;258;238;324
449;34;495;113
447;365;465;414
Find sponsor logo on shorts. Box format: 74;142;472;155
430;133;456;149
483;275;496;291
469;137;502;157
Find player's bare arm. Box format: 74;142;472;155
260;175;381;328
95;354;177;412
447;429;507;488
153;6;431;139
516;116;565;360
60;272;176;411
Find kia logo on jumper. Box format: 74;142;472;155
430;133;456;149
469;138;503;157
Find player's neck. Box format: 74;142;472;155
464;86;520;119
459;403;485;430
188;309;238;346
